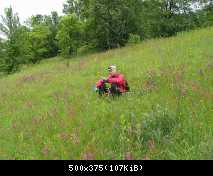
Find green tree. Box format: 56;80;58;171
0;7;31;73
139;0;196;38
29;14;44;26
56;15;83;57
29;24;52;63
63;0;90;19
199;3;213;27
85;0;143;49
28;12;60;58
28;11;82;59
44;12;60;57
0;38;6;71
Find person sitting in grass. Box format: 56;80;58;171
96;65;130;96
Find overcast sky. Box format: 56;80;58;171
0;0;66;23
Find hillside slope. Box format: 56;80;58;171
0;27;213;159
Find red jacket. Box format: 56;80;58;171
107;73;128;93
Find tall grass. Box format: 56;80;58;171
0;27;213;159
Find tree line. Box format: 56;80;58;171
0;0;213;74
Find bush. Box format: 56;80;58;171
127;34;141;45
140;105;178;145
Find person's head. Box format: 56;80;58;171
108;65;117;75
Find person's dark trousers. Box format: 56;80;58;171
98;83;108;96
110;83;121;97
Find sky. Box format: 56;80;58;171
0;0;66;23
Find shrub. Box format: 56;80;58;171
127;34;141;45
140;105;178;145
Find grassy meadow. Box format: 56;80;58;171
0;27;213;159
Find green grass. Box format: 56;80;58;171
0;27;213;160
